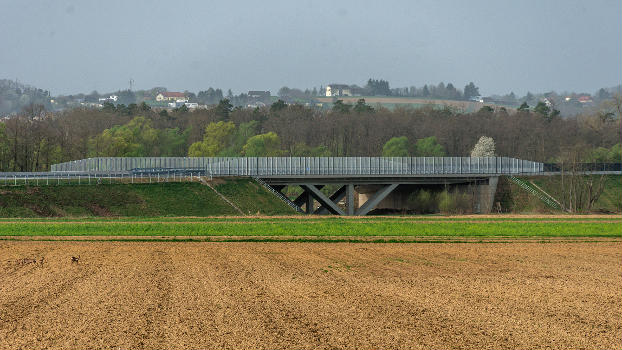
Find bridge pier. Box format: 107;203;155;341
314;185;347;215
475;176;498;214
347;184;355;216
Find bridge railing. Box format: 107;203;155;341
51;157;544;175
544;163;622;172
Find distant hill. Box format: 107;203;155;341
316;96;502;113
0;79;52;115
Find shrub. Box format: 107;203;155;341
438;189;473;214
438;190;453;214
408;189;437;214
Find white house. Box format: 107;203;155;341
326;84;351;97
156;92;187;101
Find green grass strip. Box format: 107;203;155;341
0;216;618;223
0;221;619;237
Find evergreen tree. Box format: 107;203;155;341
463;82;480;100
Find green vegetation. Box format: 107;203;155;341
382;137;410;157
188;121;237;157
89;116;187;157
381;136;446;157
242;132;286;156
0;216;619;237
530;175;622;213
0;180;296;217
211;178;295;215
588;143;622;163
413;136;446;157
496;175;622;214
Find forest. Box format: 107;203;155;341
0;97;620;172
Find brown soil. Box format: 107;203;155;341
4;235;622;243
0;242;620;349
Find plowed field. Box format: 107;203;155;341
1;241;620;349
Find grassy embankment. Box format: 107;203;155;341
497;175;622;213
0;179;295;217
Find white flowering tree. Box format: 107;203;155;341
470;136;496;157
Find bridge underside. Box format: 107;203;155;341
260;176;499;216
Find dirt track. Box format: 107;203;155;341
1;242;620;349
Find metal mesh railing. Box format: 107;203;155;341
51;156;544;175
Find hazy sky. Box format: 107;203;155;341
1;0;620;96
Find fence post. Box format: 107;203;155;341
14;176;16;186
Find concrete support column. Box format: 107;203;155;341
305;191;314;214
475;176;499;213
355;183;398;216
315;185;347;215
302;184;346;215
347;184;355;216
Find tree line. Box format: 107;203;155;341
0;97;620;172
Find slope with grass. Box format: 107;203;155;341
0;179;296;217
496;175;622;214
210;178;296;215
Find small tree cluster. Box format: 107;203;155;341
382;136;446;157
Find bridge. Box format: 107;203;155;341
46;156;558;215
0;156;588;215
47;156;621;215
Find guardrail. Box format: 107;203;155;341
543;163;622;172
0;172;204;186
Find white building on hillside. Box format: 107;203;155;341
98;95;118;103
326;84;351;97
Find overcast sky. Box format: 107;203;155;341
1;0;620;96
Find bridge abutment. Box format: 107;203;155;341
475;176;499;214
